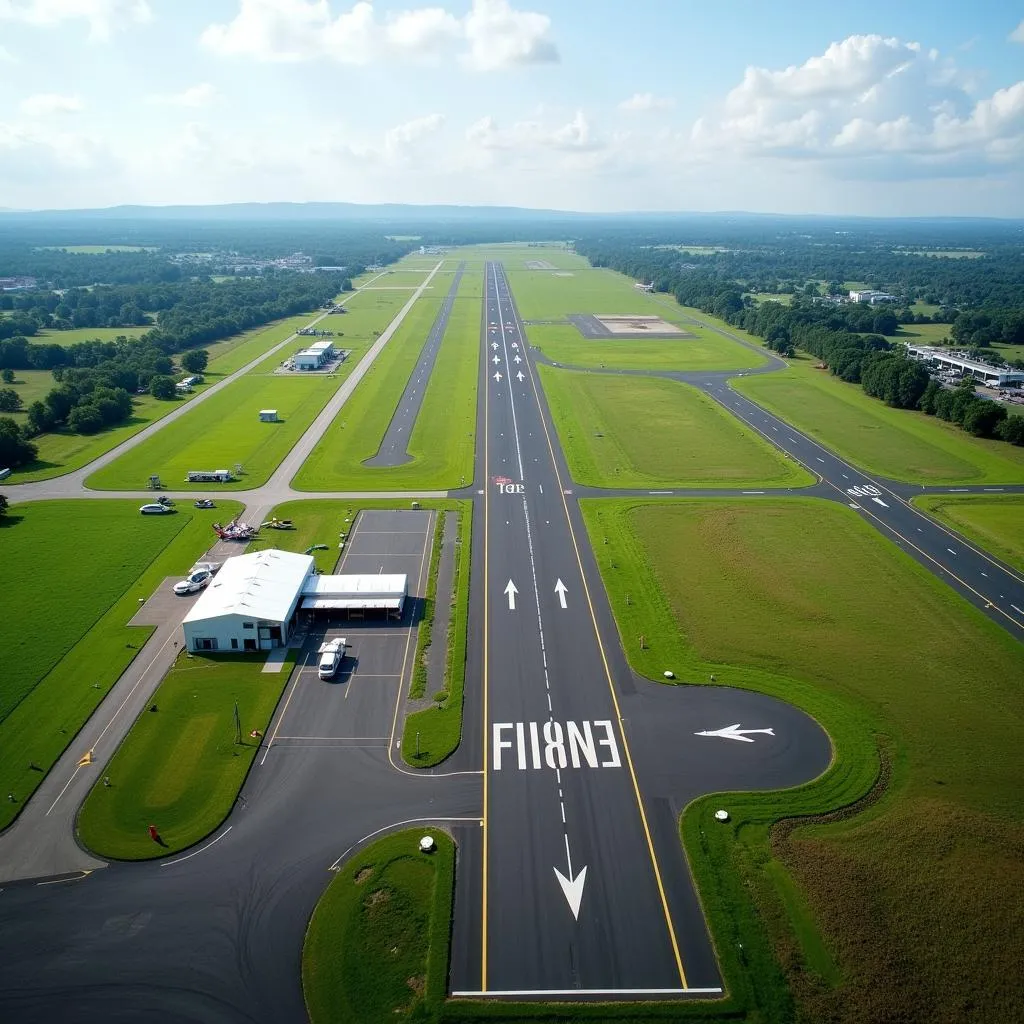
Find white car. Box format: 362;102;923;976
317;638;347;680
173;569;214;595
139;503;175;515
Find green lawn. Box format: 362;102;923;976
582;498;1024;1023
1;368;57;412
912;494;1024;574
249;499;472;769
894;323;952;344
77;650;296;859
529;323;765;372
0;499;241;829
368;270;428;287
30;325;152;345
87;373;341;490
539;367;812;488
294;287;479;491
303;829;455;1024
733;355;1024;484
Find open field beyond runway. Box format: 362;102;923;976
539;366;812;488
0;499;242;830
733;354;1024;484
583;497;1024;1024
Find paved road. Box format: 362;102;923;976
448;264;831;1000
365;262;466;467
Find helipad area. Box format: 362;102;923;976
182;549;407;653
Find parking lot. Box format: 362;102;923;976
261;509;435;756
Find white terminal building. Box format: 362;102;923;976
904;345;1024;387
849;289;898;304
182;549;407;653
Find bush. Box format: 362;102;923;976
149;375;177;400
0;417;37;468
180;349;209;374
66;405;105;434
0;388;22;413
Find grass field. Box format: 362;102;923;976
912;493;1024;573
538;367;812;488
77;650;296;859
529;323;766;371
733;355;1024;484
582;498;1024;1023
303;829;454;1024
0;499;241;829
250;499;472;768
894;323;952;344
87;372;341;489
368;270;428;287
30;325;153;345
749;292;794;305
294;286;479;491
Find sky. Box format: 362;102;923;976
1;0;1024;216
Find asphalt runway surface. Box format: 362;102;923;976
566;312;694;340
448;263;832;1000
364;263;466;467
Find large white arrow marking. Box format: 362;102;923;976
695;723;775;743
554;838;587;920
554;578;568;609
871;497;889;508
492;354;501;365
514;354;522;363
493;371;503;382
504;579;518;610
516;371;525;382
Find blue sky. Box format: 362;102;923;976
1;0;1023;215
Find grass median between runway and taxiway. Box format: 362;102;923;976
248;498;473;769
731;353;1024;485
0;499;241;831
911;493;1024;574
538;366;812;489
77;649;297;860
294;283;480;491
303;829;454;1024
582;497;1024;1024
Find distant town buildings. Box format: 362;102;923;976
0;275;37;291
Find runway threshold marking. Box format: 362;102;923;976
509;264;690;989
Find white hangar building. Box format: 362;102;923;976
182;549;408;653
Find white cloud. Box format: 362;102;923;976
466;110;599;152
201;0;557;70
19;92;83;116
0;44;17;62
690;34;1024;178
618;92;674;113
0;0;152;42
148;83;219;108
1010;20;1024;43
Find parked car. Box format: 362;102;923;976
139;503;175;515
173;569;214;595
317;638;347;680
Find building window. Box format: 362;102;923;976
244;638;257;651
242;622;254;629
195;638;218;651
231;638;239;650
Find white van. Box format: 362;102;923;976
317;638;347;680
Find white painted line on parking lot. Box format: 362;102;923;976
160;827;232;867
1012;605;1024;617
260;652;310;766
947;548;957;555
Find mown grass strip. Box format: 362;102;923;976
0;499;241;830
303;829;455;1024
911;493;1024;574
77;650;297;859
538;366;812;488
408;511;444;701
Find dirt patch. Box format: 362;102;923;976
354;866;374;885
406;975;425;997
366;888;390;906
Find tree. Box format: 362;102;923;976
0;494;7;517
0;369;13;384
996;416;1024;445
67;405;104;434
961;399;1007;438
0;417;37;469
25;401;54;436
149;375;177;400
180;349;209;374
0;388;22;412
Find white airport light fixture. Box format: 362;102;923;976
663;670;675;679
714;809;730;823
419;835;436;853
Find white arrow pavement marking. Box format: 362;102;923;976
554;836;587;920
554;578;568;609
695;723;775;743
493;371;503;382
504;579;518;610
516;371;525;382
514;354;522;363
871;497;889;508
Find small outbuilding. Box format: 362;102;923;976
259;409;279;423
301;574;408;618
293;348;324;370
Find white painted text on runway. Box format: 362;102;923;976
492;721;622;770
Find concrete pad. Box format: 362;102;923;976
262;649;288;673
